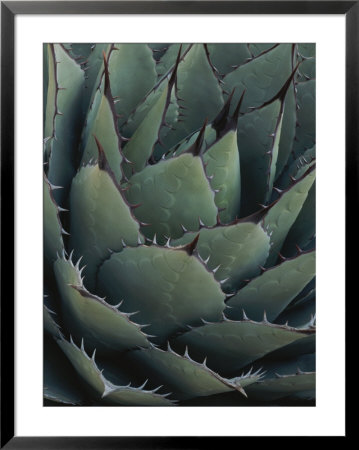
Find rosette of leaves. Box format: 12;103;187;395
44;43;316;406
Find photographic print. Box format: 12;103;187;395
43;43;316;407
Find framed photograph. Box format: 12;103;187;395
1;1;351;446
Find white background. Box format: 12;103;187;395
15;14;345;436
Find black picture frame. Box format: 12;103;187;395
1;1;352;447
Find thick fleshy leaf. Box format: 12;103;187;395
69;161;143;291
246;371;315;401
275;80;296;179
248;43;276;57
166;124;217;159
80;92;123;184
277;146;316;189
57;337;174;405
206;43;251;75
281;184;315;257
121;76;171;138
79;52;123;183
44;336;85;405
174;317;314;375
297;59;315;82
120;46;185;143
237;100;282;215
245;352;315;380
227;251;315;322
44;304;62;339
296;44;316;82
148;43;170;60
46;44;85;203
263;165;316;266
129;344;262;400
109;44;157;127
297;44;315;59
122;78;175;175
292;80;316;157
224;44;292;111
155;43;192;77
43;44;56;161
264;332;315;360
77;45;112;157
171;220;270;292
97;245;225;342
291;277;315;306
80;44;111;93
43;174;64;264
277;147;316;256
276;296;315;329
162;44;224;147
54;255;151;352
202;130;241;222
70;44;112;125
65;43;93;59
126;153;218;242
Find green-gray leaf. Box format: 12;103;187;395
97;245;225;343
126;153;218;242
227;251;315;322
69;162;143;291
173;317;314;375
54;255;151;352
57;337;174;405
171;220;270;293
129;344;261;400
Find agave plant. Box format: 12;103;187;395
43;43;316;406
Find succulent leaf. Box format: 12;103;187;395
122;78;174;175
281;185;315;257
266;333;315;360
44;336;85;405
76;44;112;119
148;43;170;60
97;245;225;342
224;44;292;111
79;66;123;184
45;44;85;203
166;123;217;160
171;220;270;292
162;44;224;147
174;316;314;376
237;100;283;215
54;255;151;352
108;44;158;127
263;165;316;266
275;81;297;180
43;305;63;339
155;43;192;77
276;296;315;329
246;371;315;401
57;337;174;405
292;80;316;157
69;161;143;291
126;153;218;241
297;59;315;82
129;344;261;400
202;129;241;222
43;44;57;161
43;174;64;263
248;43;276;57
278;146;316;189
227;250;315;322
205;43;251;75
